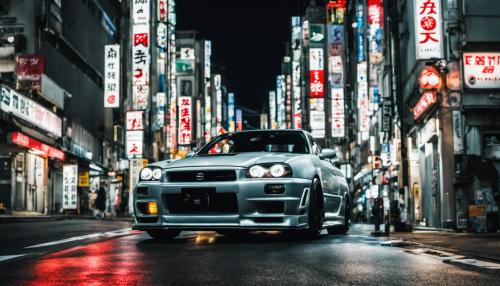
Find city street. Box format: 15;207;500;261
1;0;500;284
0;222;499;285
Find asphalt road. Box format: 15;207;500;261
0;221;499;286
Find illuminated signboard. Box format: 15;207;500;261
414;0;443;60
413;91;437;120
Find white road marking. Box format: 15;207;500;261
25;228;133;249
0;254;27;262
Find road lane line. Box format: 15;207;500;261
25;228;133;249
0;254;27;262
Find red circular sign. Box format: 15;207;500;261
420;16;437;31
107;95;116;104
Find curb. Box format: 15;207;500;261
386;235;500;264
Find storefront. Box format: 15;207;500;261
0;132;65;214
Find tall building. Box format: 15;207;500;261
0;0;123;214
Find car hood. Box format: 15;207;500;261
164;152;303;169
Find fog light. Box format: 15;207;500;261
265;184;285;194
146;202;158;215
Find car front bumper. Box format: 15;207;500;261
132;176;313;231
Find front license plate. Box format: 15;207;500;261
180;188;216;211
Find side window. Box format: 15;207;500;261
307;135;321;155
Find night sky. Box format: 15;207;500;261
176;0;310;113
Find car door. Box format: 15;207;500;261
307;135;338;216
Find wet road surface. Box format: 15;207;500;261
1;227;499;286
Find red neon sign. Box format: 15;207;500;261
418;67;442;90
413;91;437;120
10;132;65;161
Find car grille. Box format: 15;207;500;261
167;170;237;182
163;193;238;214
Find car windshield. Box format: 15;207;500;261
197;131;310;155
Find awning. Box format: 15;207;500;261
8;131;65;161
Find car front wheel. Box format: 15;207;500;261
302;178;324;239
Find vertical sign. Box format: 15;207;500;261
414;0;443;60
63;164;78;210
178;96;192;145
453;111;464;154
309;48;325;98
214;75;222;133
126;131;143;158
204;41;212;141
228;92;235;132
132;0;150;24
129;158;145;212
236;108;243;131
276;75;286;129
157;0;167;22
104;45;120;108
292;17;302;129
269;91;277;129
327;1;347;138
126;111;144;130
132;24;150;87
310;98;325;138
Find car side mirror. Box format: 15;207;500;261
319;148;337;160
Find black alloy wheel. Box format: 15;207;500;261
147;230;181;240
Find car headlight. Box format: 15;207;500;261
270;164;286;177
247;163;292;178
140;167;162;181
248;165;266;178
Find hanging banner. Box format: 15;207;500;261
453;110;464;154
178;96;192;145
63;165;78;210
126;111;144;130
309;48;324;98
414;0;443;60
132;24;150;86
126;130;143;158
132;0;150;24
104;45;120;108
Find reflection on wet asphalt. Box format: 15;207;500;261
1;231;499;286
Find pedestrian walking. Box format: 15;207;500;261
95;186;106;219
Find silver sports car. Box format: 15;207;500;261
133;129;350;240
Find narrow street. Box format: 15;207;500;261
0;222;499;285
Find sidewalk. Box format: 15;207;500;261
352;224;500;263
0;211;133;223
390;229;500;263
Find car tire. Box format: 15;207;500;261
301;178;324;239
147;230;181;240
327;198;350;235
